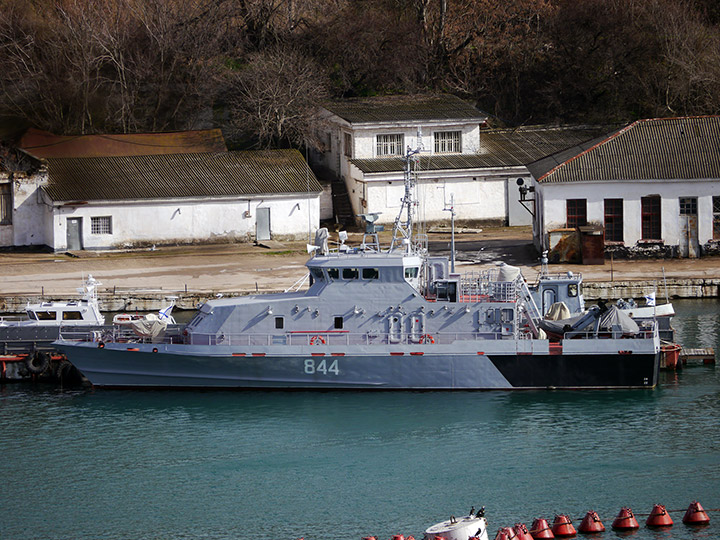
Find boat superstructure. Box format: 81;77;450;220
54;146;661;389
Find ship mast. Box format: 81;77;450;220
390;134;423;253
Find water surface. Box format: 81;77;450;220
1;299;718;540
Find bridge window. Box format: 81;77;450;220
404;267;419;279
275;317;284;329
362;268;379;280
327;268;339;280
62;311;83;320
35;311;57;320
342;268;359;280
334;316;344;329
309;268;324;282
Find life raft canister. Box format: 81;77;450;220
529;518;555;539
682;501;710;525
551;515;576;537
611;507;639;530
578;511;605;533
646;504;674;528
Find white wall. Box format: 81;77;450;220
538;179;720;248
356;172;506;226
0;171;49;247
50;194;321;250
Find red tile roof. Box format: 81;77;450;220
18;128;227;158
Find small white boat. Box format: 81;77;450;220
0;275;105;327
424;508;489;540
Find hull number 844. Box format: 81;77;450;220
304;358;340;375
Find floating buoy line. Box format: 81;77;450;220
358;500;716;540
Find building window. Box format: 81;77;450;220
343;132;352;158
604;199;623;242
641;195;661;240
713;196;720;240
679;197;697;215
434;131;461;153
0;183;11;225
91;216;112;235
376;134;404;157
566;199;587;228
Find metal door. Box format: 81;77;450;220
679;197;699;258
66;218;83;250
256;207;271;241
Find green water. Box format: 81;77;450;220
1;299;718;540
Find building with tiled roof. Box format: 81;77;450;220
1;128;324;249
527;116;720;259
313;93;612;228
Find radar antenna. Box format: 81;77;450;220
390;131;423;253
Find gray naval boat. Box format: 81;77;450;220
54;146;661;390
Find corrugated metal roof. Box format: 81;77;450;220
351;154;505;174
533;116;720;183
478;125;617;166
323;94;487;124
44;150;322;202
19;128;227;158
350;125;615;173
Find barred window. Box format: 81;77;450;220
376;134;404;157
91;216;112;235
641;195;661;240
434;131;461;153
566;199;587;228
604;199;623;242
0;183;11;225
343;132;352;158
679;197;697;215
713;196;720;240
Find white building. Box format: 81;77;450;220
1;147;322;250
314;94;612;228
527;116;720;259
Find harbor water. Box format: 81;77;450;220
1;299;719;540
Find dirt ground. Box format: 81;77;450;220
1;226;719;297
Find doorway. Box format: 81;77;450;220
66;217;83;250
256;207;271;241
679;197;699;258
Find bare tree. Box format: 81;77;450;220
229;47;329;149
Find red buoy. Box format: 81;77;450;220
514;523;534;540
646;504;674;528
530;518;555;539
611;507;639;530
551;515;576;537
683;501;710;525
578;511;605;533
493;528;511;540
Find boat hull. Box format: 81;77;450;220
54;341;660;390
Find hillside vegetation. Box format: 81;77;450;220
1;0;718;149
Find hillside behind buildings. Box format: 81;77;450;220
1;0;720;150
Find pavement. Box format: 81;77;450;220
1;226;719;298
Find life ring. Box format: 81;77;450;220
26;351;50;374
419;334;435;344
310;335;326;345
